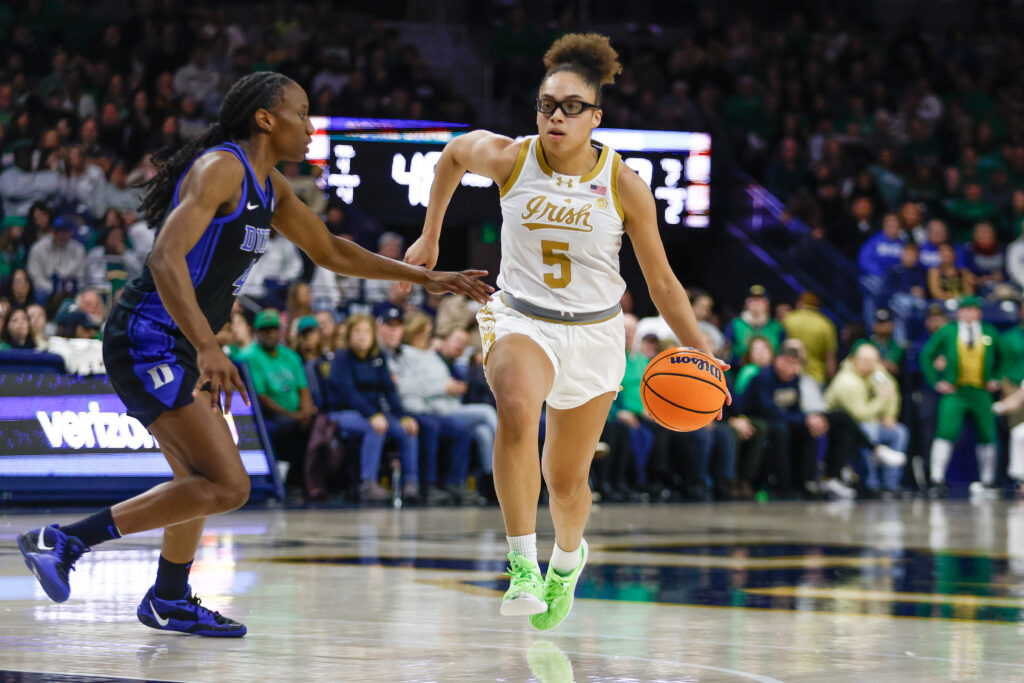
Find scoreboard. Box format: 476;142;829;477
306;117;711;229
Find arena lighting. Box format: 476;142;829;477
308;117;711;228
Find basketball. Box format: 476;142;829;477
640;347;727;432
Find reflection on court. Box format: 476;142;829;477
3;500;1024;681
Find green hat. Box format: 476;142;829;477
959;295;982;309
296;315;319;334
254;309;281;330
1;215;26;232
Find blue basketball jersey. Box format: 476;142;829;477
118;141;275;335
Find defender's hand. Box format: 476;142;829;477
193;344;249;415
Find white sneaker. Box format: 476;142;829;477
968;481;1001;500
874;445;907;468
823;478;856;500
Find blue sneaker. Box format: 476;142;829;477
137;585;247;637
17;524;88;603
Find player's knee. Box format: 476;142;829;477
214;476;251;512
496;395;540;434
544;468;588;501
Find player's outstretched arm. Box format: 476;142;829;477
619;162;731;405
148;153;250;413
269;169;493;303
404;130;521;271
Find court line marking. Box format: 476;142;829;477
746;586;1024;608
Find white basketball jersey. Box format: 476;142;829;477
496;135;626;313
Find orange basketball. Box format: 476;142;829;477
640;347;727;432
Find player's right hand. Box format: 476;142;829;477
194;344;249;415
404;235;440;270
400;236;440;293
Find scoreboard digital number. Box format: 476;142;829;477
306;117;710;228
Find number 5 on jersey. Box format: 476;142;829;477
541;240;571;289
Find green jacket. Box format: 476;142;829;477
999;325;1024;384
920;321;1001;388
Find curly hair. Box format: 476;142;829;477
137;72;295;227
542;33;622;103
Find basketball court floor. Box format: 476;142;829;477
2;500;1024;682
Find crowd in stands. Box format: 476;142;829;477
5;2;1024;504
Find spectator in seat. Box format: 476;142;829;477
0;146;63;217
90;160;142;217
858;212;907;324
724;284;785;361
401;313;498;478
74;288;107;329
866;309;907;378
224;309;254;361
84;224;143;298
734;335;774;398
379;308;476;505
0;216;29;281
918;219;958;270
824;342;908;495
928;242;975;302
738;340;824;498
2;267;34;310
945;180;999;242
832;196;877;259
0;306;35;349
240;310;318;494
920;295;1001;497
61;145;107;211
327;313;419;503
964;221;1006;296
294;316;326;363
26;216;85;306
782;291;838;385
885;242;929;342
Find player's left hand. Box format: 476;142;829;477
423;269;494;304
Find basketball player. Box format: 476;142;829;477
404;34;727;630
16;72;492;636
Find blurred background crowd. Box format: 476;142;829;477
4;0;1024;505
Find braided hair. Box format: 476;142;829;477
138;72;295;226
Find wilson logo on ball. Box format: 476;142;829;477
668;354;723;380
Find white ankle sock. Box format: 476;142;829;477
549;540;581;575
507;533;537;563
930;439;953;484
977;443;997;485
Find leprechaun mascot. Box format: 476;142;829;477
919;295;1003;493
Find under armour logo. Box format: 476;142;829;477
147;363;174;390
555;177;574;188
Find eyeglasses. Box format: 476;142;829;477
535;98;600;117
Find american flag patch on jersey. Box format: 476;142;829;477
589;183;607;196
